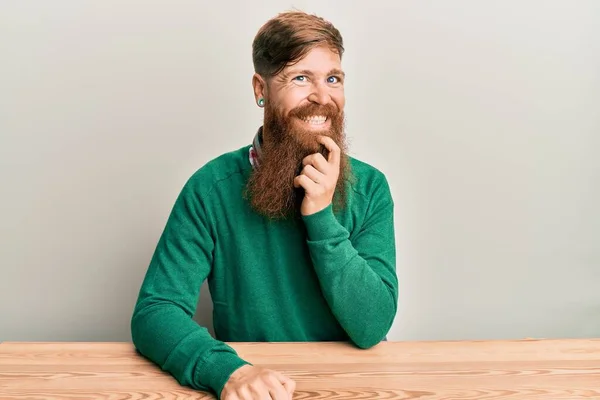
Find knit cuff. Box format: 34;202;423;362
301;204;346;241
196;351;251;399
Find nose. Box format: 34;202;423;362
307;82;331;105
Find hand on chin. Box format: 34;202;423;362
293;135;341;216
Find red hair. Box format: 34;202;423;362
252;11;344;79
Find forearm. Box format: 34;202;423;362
131;297;249;397
303;204;398;348
131;178;250;397
311;247;397;348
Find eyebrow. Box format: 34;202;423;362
286;68;346;78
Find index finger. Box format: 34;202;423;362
317;135;340;165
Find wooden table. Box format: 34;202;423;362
1;339;600;399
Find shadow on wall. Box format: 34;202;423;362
193;281;215;337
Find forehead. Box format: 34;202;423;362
283;45;342;75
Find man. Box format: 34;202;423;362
131;10;398;400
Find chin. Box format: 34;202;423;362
293;130;326;151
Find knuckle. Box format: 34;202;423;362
237;387;250;400
250;383;267;398
266;375;279;386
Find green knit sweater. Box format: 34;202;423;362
131;144;398;398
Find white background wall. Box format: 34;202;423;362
1;0;599;342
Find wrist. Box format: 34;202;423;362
198;352;250;399
301;204;345;241
301;200;331;216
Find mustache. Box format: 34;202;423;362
288;102;339;119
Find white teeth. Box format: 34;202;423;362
302;116;327;124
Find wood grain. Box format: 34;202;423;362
1;339;600;399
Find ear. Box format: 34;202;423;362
252;73;266;106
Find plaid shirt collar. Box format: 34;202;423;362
248;126;263;169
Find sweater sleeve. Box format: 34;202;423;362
301;173;398;349
131;178;250;398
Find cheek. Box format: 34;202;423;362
283;92;309;114
334;93;345;111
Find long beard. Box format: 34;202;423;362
245;102;350;220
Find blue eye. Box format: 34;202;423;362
328;76;340;84
294;76;307;82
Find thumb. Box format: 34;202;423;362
282;378;296;398
275;372;296;398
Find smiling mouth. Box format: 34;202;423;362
300;115;328;126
